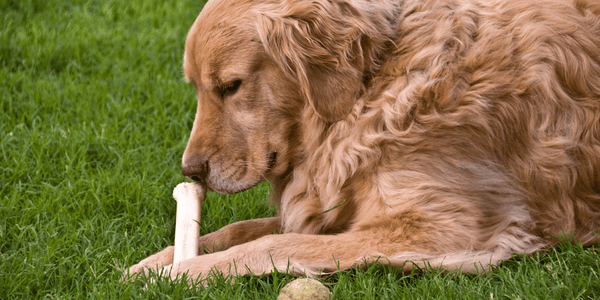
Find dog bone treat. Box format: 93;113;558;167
172;182;206;263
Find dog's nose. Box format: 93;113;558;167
182;154;210;183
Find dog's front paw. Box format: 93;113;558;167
125;246;175;278
126;262;150;277
159;262;215;286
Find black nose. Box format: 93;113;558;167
182;154;210;183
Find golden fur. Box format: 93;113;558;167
129;0;600;280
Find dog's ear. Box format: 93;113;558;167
255;0;393;122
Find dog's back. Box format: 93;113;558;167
371;0;600;244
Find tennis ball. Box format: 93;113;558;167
277;278;331;300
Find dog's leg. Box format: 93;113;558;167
127;217;281;276
198;216;281;254
162;231;415;280
164;226;541;281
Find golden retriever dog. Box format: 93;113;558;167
129;0;600;281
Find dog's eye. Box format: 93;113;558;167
219;80;241;98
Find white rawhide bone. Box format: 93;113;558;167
172;182;206;264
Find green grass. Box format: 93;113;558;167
1;0;599;299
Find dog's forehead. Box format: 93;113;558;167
186;0;256;53
184;33;257;89
184;0;258;87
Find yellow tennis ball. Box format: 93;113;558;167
277;278;331;300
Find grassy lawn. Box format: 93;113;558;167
1;0;599;298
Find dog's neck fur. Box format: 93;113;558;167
266;0;405;232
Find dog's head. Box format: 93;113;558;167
181;0;397;194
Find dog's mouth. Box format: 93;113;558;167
186;152;278;194
268;151;277;170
